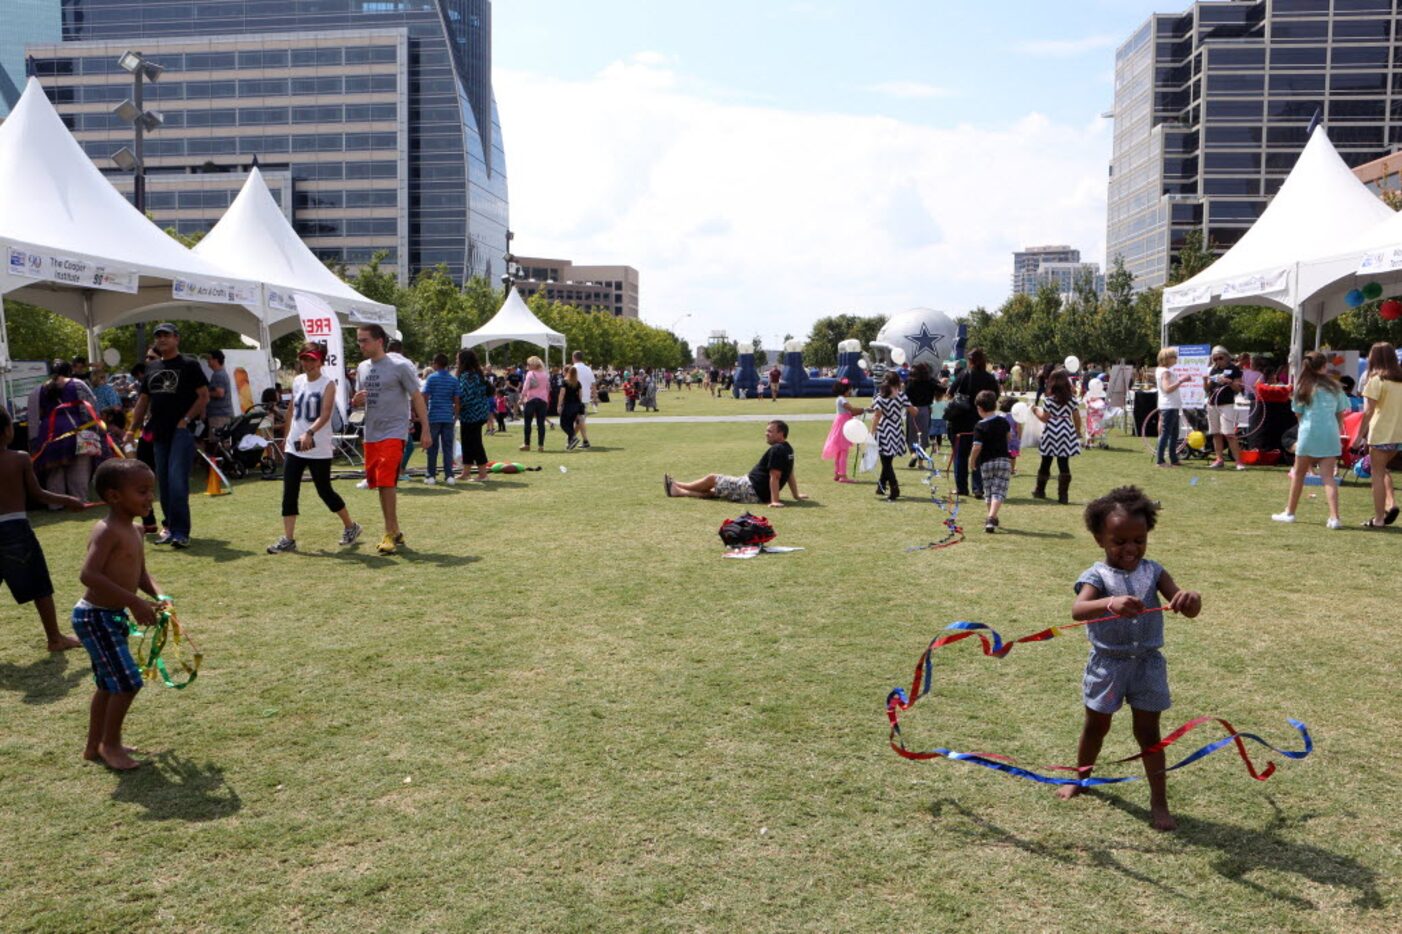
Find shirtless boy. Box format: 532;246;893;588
73;459;164;770
0;409;86;651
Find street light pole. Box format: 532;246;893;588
114;50;164;358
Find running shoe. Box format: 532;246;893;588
567;437;580;451
340;522;363;547
445;475;456;486
377;534;397;556
1325;517;1342;530
267;537;297;554
582;441;591;449
153;530;176;545
356;479;370;489
424;476;436;485
170;537;191;550
1271;512;1295;523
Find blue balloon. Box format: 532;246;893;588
1346;289;1366;308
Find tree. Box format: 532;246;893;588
803;314;889;366
1168;229;1215;286
751;335;767;367
1094;257;1156;363
1;300;88;362
707;339;739;370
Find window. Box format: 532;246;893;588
346;189;398;207
1271;20;1327;40
1331;99;1386;120
291;48;343;67
1204;177;1259;196
1332;72;1387;93
1333;18;1391;40
34;58;76;76
1206;99;1262;119
185;109;238;127
295;190;345;209
291;77;343;95
1269;73;1325;94
1270;46;1326;66
185;52;236;71
296;220;344;237
238;78;290;97
344;161;398;179
348;218;397;236
1204;151;1260;172
188;137;238;155
239;107;290;125
1204;126;1262;146
1333;46;1390;67
292;105;344;123
343;75;397;93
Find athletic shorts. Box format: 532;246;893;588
1207;404;1239;434
979;458;1012;502
0;518;54;605
71;601;143;693
1083;650;1169;714
364;438;405;489
714;474;760;504
930;419;947;438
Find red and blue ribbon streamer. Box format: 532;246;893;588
886;612;1312;786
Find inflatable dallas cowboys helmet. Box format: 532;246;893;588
874;308;958;367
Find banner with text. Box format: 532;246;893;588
294;292;348;423
1172;344;1213;409
6;246;139;293
172;277;259;306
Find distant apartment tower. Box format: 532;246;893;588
1035;261;1106;299
1012;245;1080;295
1108;0;1402;290
1;1;60;116
513;256;639;318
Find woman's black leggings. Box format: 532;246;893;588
879;454;900;498
561;404;583;441
1039;454;1071;475
459;419;487;467
282;452;344;517
522;399;547;446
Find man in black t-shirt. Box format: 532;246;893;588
663;420;808;507
122;323;209;547
1202;345;1245;469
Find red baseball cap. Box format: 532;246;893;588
298;346;326;361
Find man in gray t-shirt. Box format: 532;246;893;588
352;325;429;556
204;350;235;448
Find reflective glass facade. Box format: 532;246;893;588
1;1;62;116
1108;0;1400;288
28;0;506;283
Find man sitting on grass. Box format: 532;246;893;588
664;420;808;508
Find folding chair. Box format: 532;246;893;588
333;409;365;465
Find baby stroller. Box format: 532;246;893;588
212;406;275;479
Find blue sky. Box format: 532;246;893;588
493;0;1169;347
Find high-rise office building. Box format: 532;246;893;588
1034;261;1106;299
1;1;61;116
26;0;507;284
1012;245;1081;295
1108;0;1401;290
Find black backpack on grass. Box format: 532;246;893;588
719;512;776;548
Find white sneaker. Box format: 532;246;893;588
424;476;436;485
1326;517;1342;530
355;479;369;489
445;475;456;486
1271;512;1295;523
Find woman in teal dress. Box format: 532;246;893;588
1272;351;1349;528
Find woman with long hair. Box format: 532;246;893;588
1357;342;1402;528
558;365;587;450
519;355;550;452
1154;347;1184;467
1273;351;1348;528
904;361;937;465
1032;367;1083;503
456;348;492;482
949;348;1000;497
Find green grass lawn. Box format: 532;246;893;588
2;409;1398;932
587;384;837;417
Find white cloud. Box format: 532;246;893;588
495;58;1110;344
864;81;958;100
1013;34;1119;58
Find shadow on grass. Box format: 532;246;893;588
111;751;242;822
931;795;1383;911
994;528;1075;540
567;445;624;453
395;481;529;494
181;537;258;563
1099;793;1383;910
0;652;87;705
301;548;482;569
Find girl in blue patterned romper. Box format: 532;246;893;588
1059;486;1201;832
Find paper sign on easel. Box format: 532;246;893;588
293;293;348;423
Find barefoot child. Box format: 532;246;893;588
1057;486;1202;831
820;378;865;482
0;409;89;650
73;459;164;770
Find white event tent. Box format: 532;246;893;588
461;288;566;367
192;166;396;353
1161;126;1394;368
0;78;264;401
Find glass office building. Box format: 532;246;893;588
1108;0;1401;288
2;1;62;116
27;0;507;284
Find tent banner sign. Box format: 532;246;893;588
172;278;258;306
1172;344;1213;410
6;246;139;293
266;287;296;314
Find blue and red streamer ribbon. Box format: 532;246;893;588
886;611;1312;786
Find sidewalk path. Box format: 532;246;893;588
584;413;833;425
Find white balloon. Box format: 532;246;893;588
890;347;908;366
842;419;870;444
1064;355;1081;374
857;359;869;370
1010;401;1031;424
101;347;121;367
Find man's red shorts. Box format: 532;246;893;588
364;438;405;489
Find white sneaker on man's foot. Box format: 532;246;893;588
1326;517;1342;530
445;475;456;486
424;476;436;485
356;479;370;489
1271;511;1296;523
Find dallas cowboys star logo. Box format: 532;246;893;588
903;324;944;360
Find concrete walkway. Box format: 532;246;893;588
583;413;833;425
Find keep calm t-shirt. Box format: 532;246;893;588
357;355;420;442
747;441;795;501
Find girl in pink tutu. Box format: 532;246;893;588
822;378;867;482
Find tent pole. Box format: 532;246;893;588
1313;302;1323;350
258;284;276;388
83;290;100;364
